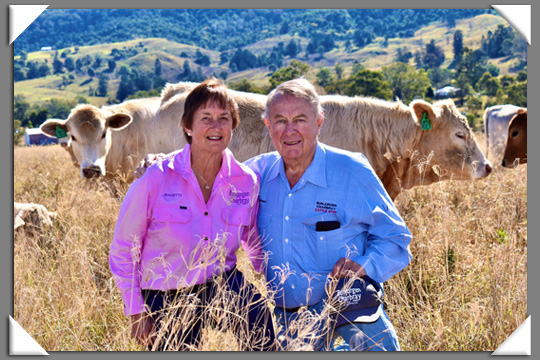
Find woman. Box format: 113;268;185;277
109;78;275;351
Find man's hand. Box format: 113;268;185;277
329;257;366;279
134;153;166;179
130;312;157;346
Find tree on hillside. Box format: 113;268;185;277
269;60;311;88
423;40;445;69
353;28;375;48
335;63;344;80
285;39;298;58
64;57;75;72
382;62;430;103
14;64;25;81
108;59;117;73
117;74;134;102
476;72;500;96
344;69;392;99
395;47;413;63
154;58;162;77
92;54;103;69
506;80;527;108
53;56;64;74
98;74;109;96
427;68;453;89
455;47;488;87
316;67;333;88
452;30;464;65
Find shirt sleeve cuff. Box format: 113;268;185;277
350;256;379;283
121;289;146;316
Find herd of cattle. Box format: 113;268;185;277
14;80;527;231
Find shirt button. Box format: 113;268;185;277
204;211;208;216
285;216;289;221
285;238;289;243
288;193;292;197
291;284;295;289
320;236;324;240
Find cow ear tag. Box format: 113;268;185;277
55;126;67;139
54;126;69;145
421;112;432;130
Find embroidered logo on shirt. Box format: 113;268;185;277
162;193;183;202
229;190;250;206
315;201;337;214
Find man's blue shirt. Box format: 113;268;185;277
245;142;413;309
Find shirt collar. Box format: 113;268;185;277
267;142;327;188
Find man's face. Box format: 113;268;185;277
265;94;323;167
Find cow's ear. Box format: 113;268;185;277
107;113;132;130
517;108;527;116
410;100;436;127
40;119;67;138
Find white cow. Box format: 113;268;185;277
483;104;526;161
40;97;173;183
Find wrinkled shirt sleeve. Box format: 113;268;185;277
351;177;413;284
240;180;263;273
109;172;154;316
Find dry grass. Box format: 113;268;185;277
14;141;526;351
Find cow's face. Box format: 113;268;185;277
502;109;527;168
41;105;132;179
411;100;492;181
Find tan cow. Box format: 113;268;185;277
152;85;492;200
14;202;57;231
502;108;527;168
40;97;171;183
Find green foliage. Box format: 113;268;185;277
126;89;161;100
481;24;515;58
383;62;430;103
476;72;500;96
506;81;527;108
228;79;266;94
453;30;464;64
427;68;453;89
344;68;392;99
269;60;311;89
98;74;110;97
422;40;445;69
14;119;24;145
395;47;413;63
315;68;333;88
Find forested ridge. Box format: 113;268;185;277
15;9;492;55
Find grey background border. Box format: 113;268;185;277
2;0;535;359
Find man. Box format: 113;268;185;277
244;78;412;351
136;78;413;351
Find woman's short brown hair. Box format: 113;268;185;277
182;77;240;143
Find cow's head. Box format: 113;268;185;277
40;104;132;179
502;109;527;168
410;99;492;183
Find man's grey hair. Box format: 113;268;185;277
264;77;324;119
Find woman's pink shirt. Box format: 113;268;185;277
109;144;262;316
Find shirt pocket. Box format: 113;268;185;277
151;205;192;249
303;213;346;272
221;207;251;226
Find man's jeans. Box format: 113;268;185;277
273;301;400;351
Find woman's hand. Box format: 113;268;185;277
130;312;157;346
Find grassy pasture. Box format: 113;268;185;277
13;136;527;351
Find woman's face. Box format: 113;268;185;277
186;101;233;157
